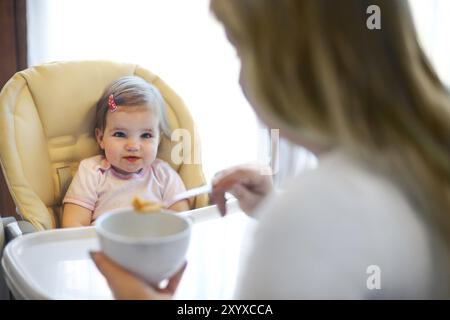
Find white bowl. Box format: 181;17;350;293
95;208;192;285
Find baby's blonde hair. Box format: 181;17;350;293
212;0;450;248
95;76;171;138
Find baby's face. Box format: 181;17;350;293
96;106;160;175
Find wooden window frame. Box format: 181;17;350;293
0;0;27;219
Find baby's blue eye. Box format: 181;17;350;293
141;133;153;139
113;132;126;138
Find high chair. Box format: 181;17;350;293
0;60;208;231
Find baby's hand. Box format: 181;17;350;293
132;198;165;214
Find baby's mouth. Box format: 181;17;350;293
124;156;141;163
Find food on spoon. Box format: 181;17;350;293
132;197;164;213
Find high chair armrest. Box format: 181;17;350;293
1;217;37;243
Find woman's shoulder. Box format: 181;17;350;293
274;150;421;230
283;150;408;208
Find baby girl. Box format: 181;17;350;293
62;76;189;227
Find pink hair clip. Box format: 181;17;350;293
108;94;118;112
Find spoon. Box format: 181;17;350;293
170;184;212;203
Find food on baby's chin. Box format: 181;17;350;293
132;198;165;213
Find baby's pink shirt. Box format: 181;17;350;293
63;155;186;223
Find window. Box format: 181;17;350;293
409;0;450;87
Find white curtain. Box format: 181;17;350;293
27;0;259;181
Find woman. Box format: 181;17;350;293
92;0;450;299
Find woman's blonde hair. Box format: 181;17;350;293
95;76;171;137
211;0;450;246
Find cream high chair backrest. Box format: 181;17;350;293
0;60;208;230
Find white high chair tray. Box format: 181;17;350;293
2;202;254;300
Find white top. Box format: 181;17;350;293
235;150;449;299
63;155;186;223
